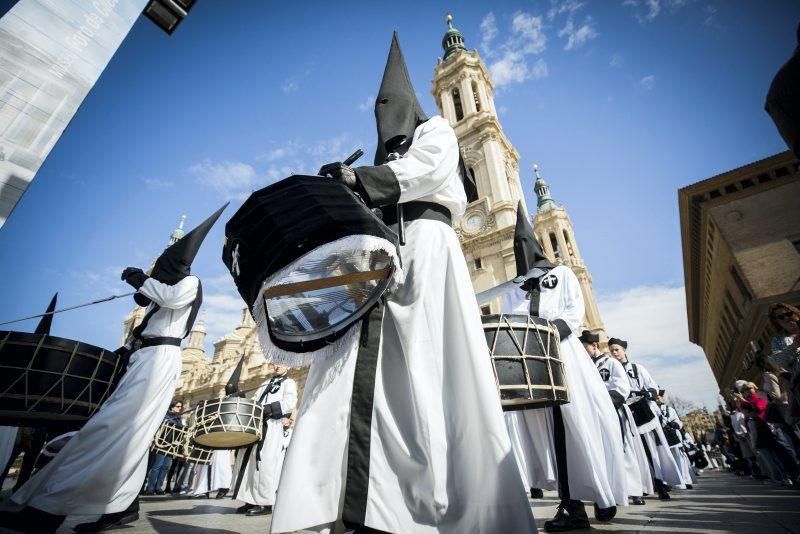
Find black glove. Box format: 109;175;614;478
520;277;540;292
121;267;148;289
266;401;283;419
318;162;357;189
609;390;625;410
668;421;681;430
262;404;274;420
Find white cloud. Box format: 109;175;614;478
547;0;585;21
202;291;247;346
479;12;498;56
142;177;174;190
558;17;599;51
189;160;258;199
609;52;623;67
597;285;721;408
358;95;376;112
639;74;656;89
281;79;299;93
485;11;548;88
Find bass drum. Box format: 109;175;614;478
0;331;123;429
481;314;569;411
151;422;188;459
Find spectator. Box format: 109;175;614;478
144;400;184;495
767;303;800;420
742;404;794;485
730;405;757;476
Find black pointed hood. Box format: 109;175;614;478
513;201;554;278
34;293;58;335
225;355;245;396
373;32;428;165
150;203;229;285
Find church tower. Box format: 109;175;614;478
431;15;527;311
531;165;606;338
182;313;207;367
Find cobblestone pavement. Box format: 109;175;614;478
1;470;799;533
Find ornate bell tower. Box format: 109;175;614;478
531;165;606;338
432;15;527;308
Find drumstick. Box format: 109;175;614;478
343;149;364;167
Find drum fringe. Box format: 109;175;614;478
251;235;403;367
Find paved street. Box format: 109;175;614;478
1;470;799;533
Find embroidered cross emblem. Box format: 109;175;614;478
231;243;241;278
599;368;610;381
540;273;558;289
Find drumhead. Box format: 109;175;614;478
194;431;259;448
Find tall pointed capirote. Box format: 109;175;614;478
225;355;246;396
150;203;229;285
34;293;58;335
373;32;428;165
513;201;551;278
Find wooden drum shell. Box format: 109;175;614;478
191;397;263;449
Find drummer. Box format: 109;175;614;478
1;205;225;534
232;363;297;517
579;330;653;505
608;338;684;500
501;204;627;532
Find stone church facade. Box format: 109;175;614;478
123;16;605;411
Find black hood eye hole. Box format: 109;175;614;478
379;98;389;105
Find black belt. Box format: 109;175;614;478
381;201;452;226
137;336;182;349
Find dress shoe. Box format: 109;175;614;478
631;496;646;505
530;487;544;499
155;489;165;495
245;505;272;516
216;488;229;499
236;503;256;514
593;503;616;522
0;506;66;534
685;484;693;489
73;510;139;532
543;500;590;532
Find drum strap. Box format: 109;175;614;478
342;300;385;529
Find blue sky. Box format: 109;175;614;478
1;0;797;409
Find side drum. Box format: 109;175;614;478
151;422;188;459
191;397;263;449
481;314;569;411
0;331;123;429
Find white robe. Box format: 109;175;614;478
621;361;684;487
594;355;653;497
0;426;18;478
501;266;628;509
234;377;297;506
12;276;199;515
660;404;695;485
270;116;536;534
191;450;232;495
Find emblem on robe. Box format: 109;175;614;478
231;243;241;278
599;368;610;381
540;273;558;289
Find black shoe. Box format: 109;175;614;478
658;488;671;500
0;506;66;534
631;496;646;505
593;503;616;522
164;486;172;494
530;487;544;499
154;489;165;495
245;505;272;516
73;510;140;532
140;489;154;496
236;503;256;514
543;500;590;532
685;484;693;489
215;488;229;499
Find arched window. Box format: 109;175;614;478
452;88;464;121
563;230;574;257
471;81;482;112
549;232;560;259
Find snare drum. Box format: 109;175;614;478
191;397;263;449
151;422;188;459
223;175;400;355
0;331;124;428
481;314;569;411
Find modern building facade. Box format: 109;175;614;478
679;150;800;390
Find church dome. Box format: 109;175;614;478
442;14;466;60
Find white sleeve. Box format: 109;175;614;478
607;359;632;398
279;378;298;416
139;276;199;309
636;364;660;392
385;117;460;203
557;267;585;332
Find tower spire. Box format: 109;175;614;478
533;164;557;212
169;214;187;245
442;14;466;60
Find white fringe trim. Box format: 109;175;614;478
252;235;402;368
